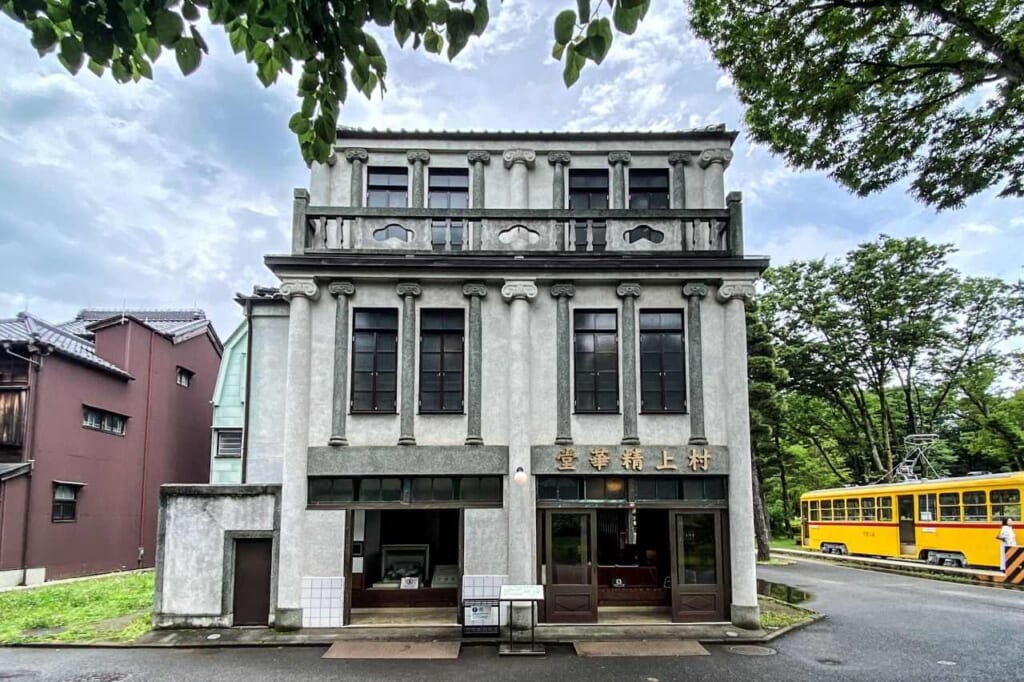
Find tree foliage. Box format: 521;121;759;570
690;0;1024;208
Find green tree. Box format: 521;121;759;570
688;0;1024;209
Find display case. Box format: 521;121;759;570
377;544;430;587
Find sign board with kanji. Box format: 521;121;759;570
531;444;729;476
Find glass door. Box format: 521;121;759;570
669;510;727;622
542;510;598;623
898;495;916;555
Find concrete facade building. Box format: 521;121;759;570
0;309;220;586
155;129;768;632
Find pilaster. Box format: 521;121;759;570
699;148;733;209
547;151;571;209
502;149;536;209
407;150;430;208
668;151;692;209
396;282;422;445
617;283;641;445
344;148;368;207
328;282;355;446
682;283;709;445
550;283;576;445
608;151;631;209
462;282;487;445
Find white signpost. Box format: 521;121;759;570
498;584;545;656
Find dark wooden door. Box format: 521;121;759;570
543;510;598;623
233;538;272;626
669;511;727;622
897;495;916;554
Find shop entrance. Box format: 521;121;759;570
348;509;461;623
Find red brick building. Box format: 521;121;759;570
0;309;221;585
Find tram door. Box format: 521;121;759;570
898;495;916;556
800;502;809;547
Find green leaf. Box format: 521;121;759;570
111;57;130;82
127;8;149;33
551;41;565;60
612;2;641;34
29;20;58;52
472;0;488;36
82;28;113;63
424;28;442;54
369;0;391;26
288;112;311;134
394;6;412;46
175;36;201;75
86;58;104;77
143;36;161;61
57;35;84;74
228;27;246;53
154;9;183;46
585;17;612;64
425;0;449;24
563;44;583;87
182;0;199;22
577;0;591;21
554;9;575;45
191;26;208;53
364;34;382;58
618;0;646;9
136;58;153;80
301;95;316;117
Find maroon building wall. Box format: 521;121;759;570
0;476;28;571
22;319;220;580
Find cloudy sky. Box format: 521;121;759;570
1;0;1022;338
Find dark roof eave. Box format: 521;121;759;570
335;128;740;144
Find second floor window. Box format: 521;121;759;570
429;169;469;251
419;310;464;413
82;406;127;436
574;310;618;413
639;310;686;412
216;429;243;458
629;169;670;209
569;169;609;209
351;309;398;413
367;167;408;208
0;389;26;446
176;367;193;387
52;483;81;522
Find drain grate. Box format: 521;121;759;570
817;659;843;666
727;645;776;656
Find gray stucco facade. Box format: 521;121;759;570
155;128;767;632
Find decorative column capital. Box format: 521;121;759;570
328;281;355;297
616;282;642;298
716;280;756;304
547;151;572;166
462;282;488;298
502;148;536;169
407;149;430;165
668;151;694;166
344;148;368;163
699;148;733;169
682;283;709;298
501;280;538;302
280;280;320;301
550;283;576;299
608;151;632;166
396;282;422;298
467;150;491;165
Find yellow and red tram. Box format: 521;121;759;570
800;472;1023;568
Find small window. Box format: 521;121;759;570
537;477;582;501
628;169;670;209
833;500;846;521
309;477;355;504
846;498;860;521
809;500;819;521
176;367;194;388
991;489;1021;521
861;497;875;521
216;430;243;458
918;493;937;522
574;310;619;413
939;492;961;522
52;484;80;522
367;167;408;207
458;477;502;504
639;310;685;413
411;477;455;501
584;477;628;500
357;477;403;502
964;491;987;521
821;500;833;521
82;406;126;436
637;478;682;500
877;496;893;522
428;168;469;209
568;169;609;209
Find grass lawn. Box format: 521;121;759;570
758;595;816;631
769;536;801;550
0;571;153;644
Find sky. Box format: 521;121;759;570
1;0;1022;339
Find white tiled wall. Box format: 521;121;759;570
302;576;344;628
462;574;509;627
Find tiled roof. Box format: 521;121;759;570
71;308;208;338
0;313;133;379
0;462;31;481
336;125;737;141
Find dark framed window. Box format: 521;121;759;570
351;309;398;413
419;310;464;413
176;366;194;387
366;167;408;208
537;476;725;503
309;476;501;507
52;483;80;522
216;429;243;458
82;406;126;436
628;169;670;209
538;477;583;501
574;310;618;413
639;310;686;413
429;169;469;251
569;169;609;253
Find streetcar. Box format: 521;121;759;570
799;472;1023;568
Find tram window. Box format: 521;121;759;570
809;501;819;521
846;499;860;521
821;500;832;521
877;497;893;522
991;489;1021;521
918;494;937;522
939;492;961;522
964;491;987;521
833;501;846;521
861;498;875;521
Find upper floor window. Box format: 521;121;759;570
0;389;26;446
569;169;609;209
351;309;398;413
52;483;81;522
639;311;686;413
428;169;469;209
629;169;670;209
82;405;127;436
216;429;243;458
419;310;464;413
367;167;408;208
176;366;194;387
574;310;618;413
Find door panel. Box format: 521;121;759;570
543;510;598;623
670;511;726;622
898;495;916;553
233;538;272;626
800;501;809;547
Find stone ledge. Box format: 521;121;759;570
159;484;281;498
308;445;509;476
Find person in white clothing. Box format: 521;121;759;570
997;516;1017;571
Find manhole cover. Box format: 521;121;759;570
817;659;842;666
728;645;776;656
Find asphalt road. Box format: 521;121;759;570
1;559;1021;681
